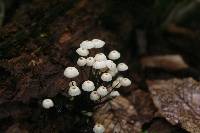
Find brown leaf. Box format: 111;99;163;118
130;89;157;122
147;78;200;133
140;55;188;71
94;96;142;133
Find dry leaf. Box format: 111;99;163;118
130;89;157;122
147;78;200;133
140;55;188;70
94;96;142;133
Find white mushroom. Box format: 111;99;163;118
64;67;79;78
92;39;105;48
90;91;100;101
94;53;107;61
86;57;95;66
80;40;94;49
77;57;87;66
42;99;54;109
101;73;112;82
120;78;131;87
117;63;128;71
82;80;95;92
68;86;81;96
97;86;108;96
76;47;89;56
108;50;120;60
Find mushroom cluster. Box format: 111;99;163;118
42;39;132;133
64;39;131;99
64;39;131;133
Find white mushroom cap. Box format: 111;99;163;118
120;78;131;87
108;50;120;60
93;124;105;133
86;57;95;66
117;63;128;71
105;60;116;70
69;81;77;87
110;91;120;97
101;73;112;82
42;99;54;109
76;47;89;56
77;57;87;66
82;80;95;91
90;91;100;101
112;80;121;88
64;67;79;78
92;39;105;48
108;68;118;77
93;61;106;69
80;40;94;49
97;86;108;96
94;53;107;61
68;86;81;96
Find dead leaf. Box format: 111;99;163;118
94;96;142;133
130;89;157;122
147;78;200;133
140;55;188;71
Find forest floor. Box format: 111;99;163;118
0;0;200;133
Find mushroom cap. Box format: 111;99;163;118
93;124;105;133
94;53;107;61
101;73;112;82
93;61;106;69
117;63;128;71
86;57;95;66
108;50;120;60
105;60;116;70
97;86;108;96
42;99;54;109
92;39;105;48
64;67;79;78
68;86;81;96
90;91;100;101
82;80;95;91
80;40;94;49
77;57;87;66
76;47;89;56
120;78;131;87
110;91;120;97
